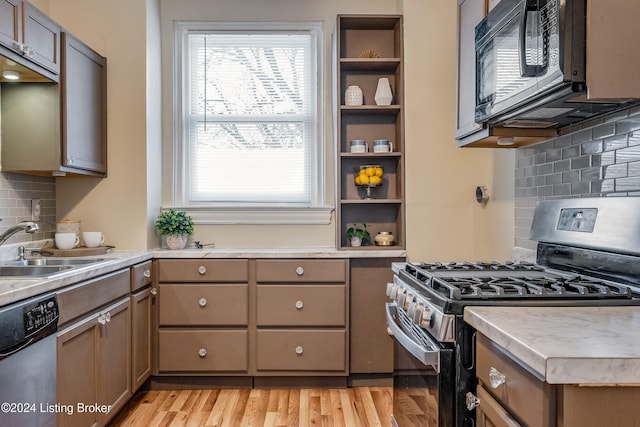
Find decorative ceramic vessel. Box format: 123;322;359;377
165;234;188;250
374;231;395;246
374;78;393;105
345;85;363;106
350;236;362;247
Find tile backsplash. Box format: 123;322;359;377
515;105;640;250
0;172;55;245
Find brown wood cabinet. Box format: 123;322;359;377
335;15;405;250
155;259;250;374
57;296;131;427
56;269;132;427
255;259;349;376
348;257;401;382
0;0;59;81
473;333;640;427
131;261;153;391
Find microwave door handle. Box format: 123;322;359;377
519;0;543;77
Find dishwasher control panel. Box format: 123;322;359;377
23;295;59;336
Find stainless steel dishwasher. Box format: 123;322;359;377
0;292;59;427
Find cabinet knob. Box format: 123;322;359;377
295;300;304;310
489;367;506;388
465;392;480;410
198;265;207;275
143;269;151;278
19;44;34;57
295;266;304;276
295;345;304;355
198;298;207;308
198;348;207;358
98;313;107;325
150;287;158;296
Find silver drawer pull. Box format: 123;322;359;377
295;300;304;310
198;265;207;275
295;345;304;355
143;269;151;278
466;392;480;410
295;266;304;276
98;314;107;325
198;298;207;308
489;367;506;388
150;287;158;296
198;348;207;358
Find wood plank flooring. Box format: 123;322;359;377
108;387;394;427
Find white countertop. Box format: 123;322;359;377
464;306;640;385
152;247;406;259
0;250;152;307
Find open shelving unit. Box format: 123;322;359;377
335;15;405;250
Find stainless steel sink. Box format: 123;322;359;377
5;258;106;266
0;265;74;277
0;257;109;278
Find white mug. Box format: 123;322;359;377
82;232;105;248
56;233;80;250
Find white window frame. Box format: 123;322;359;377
171;21;332;224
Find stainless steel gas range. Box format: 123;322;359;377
386;197;640;427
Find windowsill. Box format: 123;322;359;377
166;206;334;225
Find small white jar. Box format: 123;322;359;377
350;140;368;153
345;85;363;106
373;139;393;153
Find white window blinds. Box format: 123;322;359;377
182;26;319;206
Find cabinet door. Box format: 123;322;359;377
132;288;152;391
475;385;522;427
61;32;107;175
455;0;484;139
98;298;131;425
22;1;59;74
0;0;20;50
349;258;401;374
57;313;100;427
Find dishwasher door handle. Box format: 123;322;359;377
385;302;441;372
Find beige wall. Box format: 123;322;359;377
32;0;514;260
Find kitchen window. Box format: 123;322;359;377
172;22;331;224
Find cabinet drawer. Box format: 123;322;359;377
158;330;248;372
256;285;346;326
476;334;554;427
476;384;523;427
131;260;152;292
158;259;248;282
57;269;130;326
159;284;248;326
256;330;346;372
255;259;347;283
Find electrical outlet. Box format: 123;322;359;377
31;199;41;221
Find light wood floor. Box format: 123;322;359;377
108;387;395;427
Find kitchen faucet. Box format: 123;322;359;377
0;220;40;246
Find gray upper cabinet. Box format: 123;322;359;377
454;0;555;148
0;0;60;81
0;30;107;177
61;32;107;175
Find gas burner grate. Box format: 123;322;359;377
433;274;633;300
414;261;544;272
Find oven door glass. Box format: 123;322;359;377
475;0;542;121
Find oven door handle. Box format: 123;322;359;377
385;303;441;372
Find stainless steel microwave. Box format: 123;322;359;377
474;0;634;129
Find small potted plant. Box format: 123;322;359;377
347;223;370;247
155;208;194;250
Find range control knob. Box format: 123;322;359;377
403;292;414;309
385;283;395;298
415;306;433;328
396;291;407;308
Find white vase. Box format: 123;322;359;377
345;85;363;106
165;234;188;250
350;236;362;247
374;78;393;106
